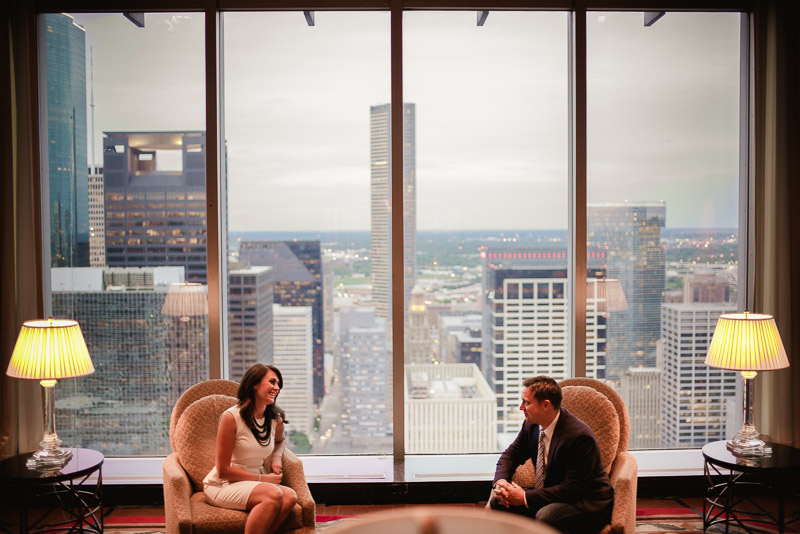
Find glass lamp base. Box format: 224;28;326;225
726;436;772;457
27;447;73;470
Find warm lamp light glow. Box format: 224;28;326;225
161;282;208;321
705;313;789;371
6;318;95;469
705;311;789;456
587;278;628;313
7;319;94;380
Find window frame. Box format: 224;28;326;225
33;0;752;480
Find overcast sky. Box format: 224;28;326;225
72;10;741;232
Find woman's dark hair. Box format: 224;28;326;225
237;363;288;446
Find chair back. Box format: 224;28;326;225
170;379;239;451
560;385;620;474
173;393;238;491
559;377;630;455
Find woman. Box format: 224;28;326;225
203;364;298;534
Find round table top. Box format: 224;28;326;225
0;448;104;484
702;440;800;472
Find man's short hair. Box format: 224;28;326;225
522;376;562;409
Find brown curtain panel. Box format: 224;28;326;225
752;0;800;448
0;2;45;460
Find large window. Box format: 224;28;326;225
37;4;746;466
43;12;207;456
403;11;569;453
223;12;392;454
586;12;742;450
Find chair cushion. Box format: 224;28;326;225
175;394;238;491
561;385;620;474
189;491;304;534
170;379;239;451
512;459;536;488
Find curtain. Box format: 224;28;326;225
753;0;800;448
0;2;45;460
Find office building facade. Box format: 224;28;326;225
588;202;667;382
103;131;207;282
405;363;496;453
88;168;105;267
273;304;314;436
620;366;662;449
228;266;274;382
660;303;739;448
482;248;607;435
44;14;89;267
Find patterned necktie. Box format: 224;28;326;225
535;432;546;489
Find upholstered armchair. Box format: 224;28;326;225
163;380;316;534
487;378;637;534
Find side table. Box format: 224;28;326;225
703;440;800;534
0;447;104;533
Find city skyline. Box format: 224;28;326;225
69;10;742;232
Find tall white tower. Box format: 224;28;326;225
369;103;416;320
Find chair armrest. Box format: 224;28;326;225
281;449;316;529
607;451;638;534
163;453;194;534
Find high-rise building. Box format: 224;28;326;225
481;247;607;436
88;168;105;267
588;202;667;382
238;240;325;403
51;266;205;456
44;14;89;268
439;313;482;363
273;304;314;436
370;103;416;320
660;303;740;448
682;270;731;303
620;366;661;449
103;131;207;282
405;284;433;363
339;308;391;442
405;363;496;453
228;266;274;381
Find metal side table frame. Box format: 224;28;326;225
703;440;800;534
0;448;104;534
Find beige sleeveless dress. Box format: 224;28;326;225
203;405;277;510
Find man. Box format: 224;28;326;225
491;376;613;534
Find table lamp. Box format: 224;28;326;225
587;278;628;313
6;318;95;469
161;282;208;322
705;311;790;456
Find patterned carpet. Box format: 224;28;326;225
100;508;795;534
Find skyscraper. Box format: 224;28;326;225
44;14;89;267
273;304;314;436
620;366;661;449
238;240;324;403
481;247;607;436
660;303;739;448
88;168;105;267
405;284;433;364
103;131;207;283
370;103;416;321
228;266;274;381
588;202;667;382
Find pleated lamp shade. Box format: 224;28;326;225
161;282;208;321
587;278;628;312
705;312;790;371
6;318;95;380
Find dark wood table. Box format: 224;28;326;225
0;447;104;533
703;440;800;534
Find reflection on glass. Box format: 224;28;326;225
587;12;741;450
44;12;208;456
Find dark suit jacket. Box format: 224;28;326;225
494;407;614;516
